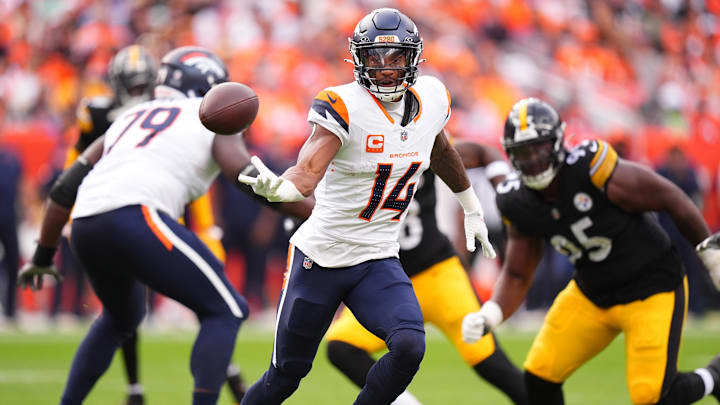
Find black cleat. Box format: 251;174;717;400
705;354;720;400
226;373;247;404
124;393;144;405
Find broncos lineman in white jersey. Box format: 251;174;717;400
18;46;311;405
238;8;496;405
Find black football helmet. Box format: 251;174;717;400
154;46;228;99
348;8;423;102
502;98;566;189
108;45;157;107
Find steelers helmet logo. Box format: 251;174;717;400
573;192;593;212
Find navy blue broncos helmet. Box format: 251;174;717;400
154;46;228;99
348;8;423;101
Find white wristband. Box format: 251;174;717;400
277;178;305;202
485;160;511;179
479;300;504;329
455;186;483;214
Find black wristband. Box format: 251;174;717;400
32;245;57;267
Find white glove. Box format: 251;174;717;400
464;212;496;259
697;232;720;290
17;262;63;291
462;301;503;343
454;186;496;259
237;156;305;202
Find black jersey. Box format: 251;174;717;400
496;140;682;308
74;96;118;153
398;170;457;277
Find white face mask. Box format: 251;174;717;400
520;165;558;190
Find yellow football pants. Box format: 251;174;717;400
524;278;688;405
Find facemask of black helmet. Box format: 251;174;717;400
502;98;566;190
108;45;157;108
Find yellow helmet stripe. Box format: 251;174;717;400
128;45;140;69
518;99;529;130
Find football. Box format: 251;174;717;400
199;82;259;135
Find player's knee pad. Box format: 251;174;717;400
266;364;302;398
628;379;661;405
386;328;425;371
525;370;564;405
287;297;333;340
250;365;303;401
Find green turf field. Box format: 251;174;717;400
1;324;719;404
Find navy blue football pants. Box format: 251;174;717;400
61;205;248;405
242;246;425;405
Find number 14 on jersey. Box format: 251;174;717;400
359;162;422;222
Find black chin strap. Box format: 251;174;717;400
400;90;420;127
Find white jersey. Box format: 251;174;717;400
291;76;451;267
72;97;219;220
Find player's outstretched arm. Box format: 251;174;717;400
236;124;340;203
462;224;543;343
454;139;511;186
606;159;720;289
19;136;105;290
430;131;496;258
281;124;341;196
606;159;710;246
212;134;314;220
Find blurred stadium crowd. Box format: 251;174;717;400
1;0;720;327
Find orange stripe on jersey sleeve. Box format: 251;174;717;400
445;86;452;117
407;87;423;123
313;90;350;130
590;140;618;190
141;205;173;251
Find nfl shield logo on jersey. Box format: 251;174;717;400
400;130;408;142
573;192;593;212
302;256;313;270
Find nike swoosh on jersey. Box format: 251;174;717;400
327;92;338;104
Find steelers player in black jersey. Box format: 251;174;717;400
63;44;157;405
324;136;528;405
64;45;249;405
68;45;157;166
462;98;720;405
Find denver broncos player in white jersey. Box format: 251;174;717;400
18;46;310;405
238;8;495;405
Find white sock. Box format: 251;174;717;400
694;368;715;397
391;390;422;405
227;363;240;377
128;383;144;395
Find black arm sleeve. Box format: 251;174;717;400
49;157;93;209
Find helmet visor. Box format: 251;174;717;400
359;47;412;87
